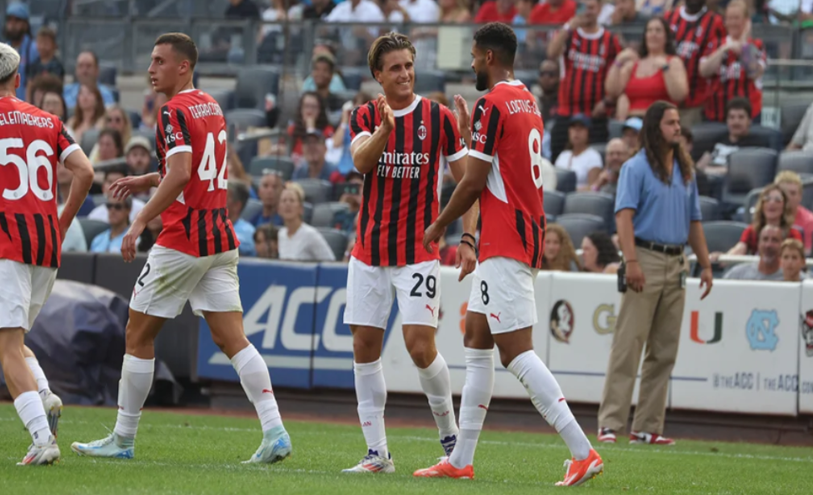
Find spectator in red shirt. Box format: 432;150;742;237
530;0;577;25
474;0;516;23
776;171;813;255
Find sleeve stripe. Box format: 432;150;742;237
469;149;493;162
59;143;81;163
166;145;193;158
350;131;372;146
176;108;191;145
160;106;174;150
482;106;501;157
442;112;457;155
350;106;364;135
446;147;468;162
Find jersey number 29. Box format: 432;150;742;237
528;128;544;189
198;130;228;192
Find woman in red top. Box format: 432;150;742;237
286;92;335;161
605;17;688;120
723;185;802;257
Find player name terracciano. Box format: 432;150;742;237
187;102;224;119
505;98;541;117
376;164;420;179
0;110;55;128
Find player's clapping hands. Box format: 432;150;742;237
377;94;395;132
453;94;471;137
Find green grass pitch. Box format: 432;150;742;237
1;404;812;494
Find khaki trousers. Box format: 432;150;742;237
598;247;688;435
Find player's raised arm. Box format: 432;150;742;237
59;131;94;238
445;98;478;279
350;94;394;174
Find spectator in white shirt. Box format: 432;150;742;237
554;114;603;189
278;184;336;261
88;168;145;224
325;0;385;54
724;225;784;281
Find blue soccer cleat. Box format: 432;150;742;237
243;426;292;464
71;433;134;459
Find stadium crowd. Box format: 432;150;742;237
4;0;813;281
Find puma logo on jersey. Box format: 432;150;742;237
489;312;501;323
426;305;436;317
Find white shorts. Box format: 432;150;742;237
130;245;243;318
344;257;441;329
0;259;57;332
467;257;538;334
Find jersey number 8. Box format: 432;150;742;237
528;128;544;189
0;138;55;202
198;130;228;192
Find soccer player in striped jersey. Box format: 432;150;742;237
665;0;725;127
415;23;602;486
71;33;292;464
342;32;477;474
0;43;94;465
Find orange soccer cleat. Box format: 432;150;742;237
554;448;603;487
413;458;474;479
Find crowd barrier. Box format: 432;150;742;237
195;259;813;417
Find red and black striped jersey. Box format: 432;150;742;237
0;96;80;268
155;89;239;258
349;95;467;267
557;27;621;117
702;37;766;122
665;6;726;109
470;81;546;268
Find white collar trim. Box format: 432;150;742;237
392;94;421;117
680;6;707;22
577;27;605;40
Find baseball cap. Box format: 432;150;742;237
125;136;152;154
6;2;30;21
568;114;591;128
622;117;643;132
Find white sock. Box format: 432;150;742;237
15;391;51;447
24;357;50;396
449;348;494;469
354;359;388;458
507;350;591;460
113;354;154;440
417;353;458;440
230;344;283;433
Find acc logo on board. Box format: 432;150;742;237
746;309;779;351
550;300;574;343
801;310;813;357
592;304;616;335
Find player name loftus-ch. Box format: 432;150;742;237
0;111;55;128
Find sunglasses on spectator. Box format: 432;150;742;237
539;70;558;77
764;195;784;203
106;203;126;210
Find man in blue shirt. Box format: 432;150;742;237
2;2;37;100
227;181;257;257
63;51;116;109
291;130;339;182
597;101;713;447
251;172;284;227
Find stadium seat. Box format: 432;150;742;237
513;70;536;91
689;122;727;161
225;109;267;133
91;194;107;206
303;202;314;224
740;187;763;224
98;64;117;86
608;120;625;140
414;70;446;94
207;88;234;112
340;68;365;91
802;178;813;211
80;128;100;155
723;148;778;206
317;228;347;261
748;125;782;151
777;150;813;176
111;88;120;103
780;101;809;146
563;192;615;231
311;202;349;228
234;67;280;110
295;179;333;204
555;213;606;247
127;110;141;131
702;221;748;253
543;190;566;217
555;168;577;193
699;196;722;221
241;198;262;221
249;156;295;180
79;219;109;248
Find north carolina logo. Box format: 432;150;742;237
418;124;427;141
746;309;779;351
550;300;574;343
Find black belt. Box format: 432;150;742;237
634;238;684;256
